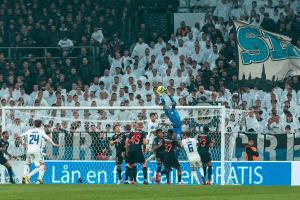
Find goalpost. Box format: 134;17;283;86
1;105;245;185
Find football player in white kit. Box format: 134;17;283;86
146;113;160;162
182;132;205;185
19;120;59;184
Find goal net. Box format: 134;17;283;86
1;106;246;185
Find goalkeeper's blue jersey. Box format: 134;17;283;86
160;95;182;136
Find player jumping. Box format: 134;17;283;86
182;132;205;185
20;119;59;184
157;86;182;139
151;129;165;184
125;122;148;184
161;129;183;185
197;126;214;185
0;131;17;184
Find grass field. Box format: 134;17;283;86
0;185;300;200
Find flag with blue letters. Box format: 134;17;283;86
234;21;300;80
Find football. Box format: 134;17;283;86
156;86;166;94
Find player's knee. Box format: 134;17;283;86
116;164;121;169
190;166;196;171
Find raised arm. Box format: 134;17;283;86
42;131;59;147
169;95;177;108
160;95;168;110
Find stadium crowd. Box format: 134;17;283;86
0;0;300;160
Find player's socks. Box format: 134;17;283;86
192;171;200;184
7;166;14;183
203;165;207;179
117;168;122;181
142;167;147;180
131;166;137;181
125;166;130;182
38;165;45;180
23;164;29;177
166;171;170;183
28;167;39;178
208;166;212;182
157;166;161;173
146;154;155;162
199;167;205;178
178;174;182;183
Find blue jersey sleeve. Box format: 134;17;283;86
169;95;176;109
160;96;167;110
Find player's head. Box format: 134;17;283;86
156;129;164;138
124;124;131;132
34;119;43;128
150;113;157;122
167;129;174;138
1;131;9;140
113;124;121;133
136;121;144;130
248;139;254;146
203;126;210;134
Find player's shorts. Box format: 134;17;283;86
0;154;7;165
199;152;212;164
155;152;164;163
26;152;44;166
188;155;202;168
163;154;180;169
116;152;127;165
127;150;145;164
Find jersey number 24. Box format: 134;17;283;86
29;135;40;145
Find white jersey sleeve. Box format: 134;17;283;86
182;138;199;160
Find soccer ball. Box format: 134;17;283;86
156;86;166;94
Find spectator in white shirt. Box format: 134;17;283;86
100;69;113;90
58;36;74;49
184;32;195;52
267;114;284;133
196;85;214;102
154;37;166;52
282;112;300;132
131;37;149;60
177;39;188;57
231;0;244;19
139;48;151;68
244;0;259;17
191;45;206;65
245;111;262;133
168;34;178;47
91;27;104;43
213;0;231;22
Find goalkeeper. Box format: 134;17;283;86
157;86;182;139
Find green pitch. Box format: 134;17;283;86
0;185;300;200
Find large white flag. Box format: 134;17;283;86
234;21;300;80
